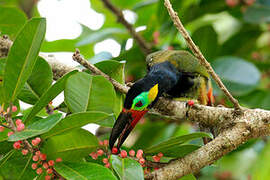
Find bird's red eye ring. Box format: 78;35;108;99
135;101;143;107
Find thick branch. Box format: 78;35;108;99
101;0;152;55
164;0;241;111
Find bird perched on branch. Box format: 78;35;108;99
109;50;214;150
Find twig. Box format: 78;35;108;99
72;49;129;94
101;0;152;55
163;0;241;111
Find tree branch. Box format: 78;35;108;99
163;0;241;111
100;0;152;55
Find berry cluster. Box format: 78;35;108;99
225;0;256;8
89;139;164;174
31;149;62;180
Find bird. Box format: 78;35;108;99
109;50;214;150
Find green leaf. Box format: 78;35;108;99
0;7;27;39
65;72;116;114
42;129;99;161
145;132;212;157
0;150;36;180
239;90;270;110
3;18;46;103
54;162;117;180
244;4;270;24
252;141;270;179
179;174;197;180
192;25;219;60
18;56;53;104
94;60;125;116
8;113;62;142
212;57;261;96
24;70;77;123
76;28;127;46
110;155;144;180
41;111;115;139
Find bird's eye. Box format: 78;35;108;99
135;101;143;107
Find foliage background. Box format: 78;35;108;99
0;0;270;179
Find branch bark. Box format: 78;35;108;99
100;0;152;55
164;0;241;111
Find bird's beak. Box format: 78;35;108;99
109;108;148;150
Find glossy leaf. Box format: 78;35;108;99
192;25;218;60
0;7;27;39
244;4;270;24
252;141;270;179
3;18;46;103
8;113;62;142
42;129;99;161
65;72;116;114
179;174;197;180
0;150;36;180
24;70;77;123
239;90;270;110
18;56;53;104
54;162;117;180
94;60;125;116
110;155;144;180
145;132;211;157
212;57;261;96
41;111;115;139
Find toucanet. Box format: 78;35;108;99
109;50;214;150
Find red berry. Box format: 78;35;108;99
31;139;40;146
12;106;17;112
112;147;118;154
136;149;143;159
47;168;53;174
43;162;49;169
102;158;108;164
35;151;41;155
152;155;161;162
226;0;239;7
129;150;135;157
139;158;145;164
40;153;47;160
187;100;194;106
35;137;41;143
17;123;25;131
36;168;43;174
56;157;62;162
33;155;39;161
15;119;22;126
154;167;159;170
157;152;163;157
120;150;127;158
105;163;110;168
31;163;38;170
13;141;21;149
45;175;51;180
48;160;54;166
99;141;104;146
22;149;28;155
8;131;14;137
97;149;104;156
0;126;5;132
103;140;109;146
244;0;255;6
90;152;98;160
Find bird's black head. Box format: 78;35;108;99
109;80;160;150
